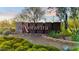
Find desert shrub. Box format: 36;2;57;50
48;31;60;38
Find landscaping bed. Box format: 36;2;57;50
0;36;60;51
47;29;79;51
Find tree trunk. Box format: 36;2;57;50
64;13;68;30
74;18;77;33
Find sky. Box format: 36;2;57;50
0;7;24;21
0;7;59;22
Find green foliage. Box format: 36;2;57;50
46;46;60;51
60;28;72;36
0;41;13;51
3;30;12;35
71;34;79;42
13;43;22;49
22;42;33;48
11;28;15;32
37;48;48;51
1;41;13;46
32;45;44;49
72;47;79;51
0;28;15;35
27;48;38;51
68;19;79;33
15;38;24;43
32;44;59;51
48;31;60;38
0;45;11;51
15;46;29;51
60;22;72;36
0;28;8;34
3;36;15;40
0;36;60;51
0;37;5;43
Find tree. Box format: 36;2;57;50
17;7;45;23
56;7;69;30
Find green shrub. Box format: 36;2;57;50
37;48;48;51
22;40;31;43
0;41;13;51
13;43;22;49
3;30;12;35
0;36;60;51
3;36;15;40
1;41;13;46
71;34;79;42
21;40;33;48
22;43;33;48
48;31;60;38
15;46;29;51
60;28;72;36
27;48;38;51
15;38;24;43
44;46;60;51
0;29;4;34
0;37;5;43
32;44;59;51
0;44;11;51
72;47;79;51
32;45;45;49
0;28;6;34
10;28;15;32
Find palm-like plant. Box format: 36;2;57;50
70;7;79;31
56;7;69;30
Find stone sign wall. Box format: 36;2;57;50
16;22;61;34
